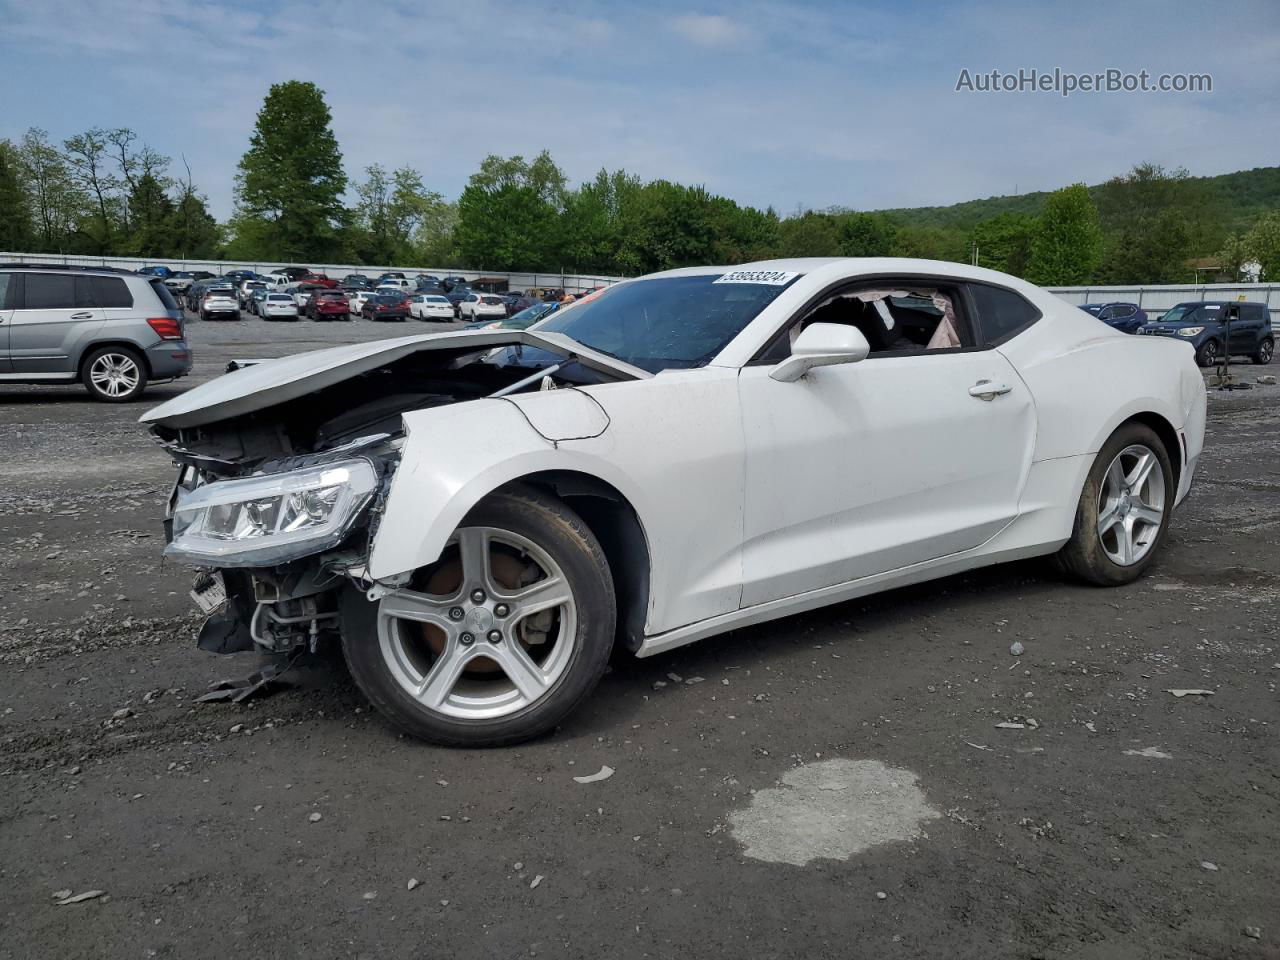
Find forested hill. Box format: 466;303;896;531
875;165;1280;234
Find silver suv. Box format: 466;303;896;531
0;264;192;402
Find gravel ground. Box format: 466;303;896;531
2;314;1278;959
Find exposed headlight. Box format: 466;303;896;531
1176;326;1204;337
166;459;379;566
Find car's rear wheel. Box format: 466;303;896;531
1056;423;1174;586
1195;338;1219;367
340;489;616;746
1253;337;1274;365
82;346;148;403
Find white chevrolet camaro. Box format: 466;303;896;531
142;258;1206;746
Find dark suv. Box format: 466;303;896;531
0;264;192;402
1138;301;1274;367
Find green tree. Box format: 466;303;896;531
123;172;176;257
1026;184;1103;285
0;139;33;250
19;128;83;252
1096;163;1199;283
233;81;347;261
455;152;567;270
835;212;898;257
777;211;841;257
63;127;121;253
1244;212;1280;283
1215;233;1251;281
969;213;1036;275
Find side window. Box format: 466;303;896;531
1243;304;1267;324
1097;305;1117;320
755;280;975;364
1115;305;1137;319
23;273;78;310
94;276;134;309
966;283;1041;344
0;273;11;309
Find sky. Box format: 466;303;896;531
2;0;1277;220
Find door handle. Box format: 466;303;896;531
969;380;1012;401
70;312;94;319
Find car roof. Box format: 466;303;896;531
0;262;137;275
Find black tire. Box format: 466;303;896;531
1056;422;1174;586
340;489;616;747
1195;338;1219;368
1253;337;1274;365
81;345;148;403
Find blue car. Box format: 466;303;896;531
1079;301;1148;334
136;265;173;279
1138;301;1274;367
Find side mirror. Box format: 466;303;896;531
769;323;870;382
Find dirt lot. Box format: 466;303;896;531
2;316;1278;959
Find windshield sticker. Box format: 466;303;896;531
714;270;799;286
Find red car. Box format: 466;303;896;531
300;272;338;289
306;290;351;321
361;293;411;321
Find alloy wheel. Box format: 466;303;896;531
378;527;578;720
1096;443;1166;566
89;352;141;398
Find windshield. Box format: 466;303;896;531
536;273;799;373
1160;303;1220;325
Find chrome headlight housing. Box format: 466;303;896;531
1176;326;1204;337
166;459;379;567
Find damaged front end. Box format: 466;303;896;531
143;330;645;659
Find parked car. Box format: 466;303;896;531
300;273;338;289
441;275;469;291
503;294;538;317
1079;301;1148;334
165;271;201;294
409;293;457;321
136;265;173;279
348;290;374;316
1138;301;1273;367
361;293;411;321
376;278;413;294
458;292;507;322
222;270;258;287
140;258;1208;746
307;290;352;321
199;286;240;321
0;262;190;401
269;267;312;282
444;287;472;314
259;292;299;321
465;300;558;330
342;275;373;290
246;287;272;315
293;284;324;310
239;280;267;308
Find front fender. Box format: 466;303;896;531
367;393;645;581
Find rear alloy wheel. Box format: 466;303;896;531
82;346;147;402
1195;338;1219;367
1057;423;1173;585
1253;337;1274;365
341;490;615;746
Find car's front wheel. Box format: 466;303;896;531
1253;337;1274;365
1056;422;1174;586
341;489;616;746
1195;338;1219;367
82;345;148;402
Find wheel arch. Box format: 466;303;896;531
78;339;152;381
499;470;652;653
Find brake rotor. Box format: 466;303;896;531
415;544;554;675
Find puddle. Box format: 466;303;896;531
729;758;940;866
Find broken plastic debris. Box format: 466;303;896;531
530;875;544;889
994;721;1026;730
407;878;420;890
573;765;615;784
1165;689;1214;698
1124;746;1172;759
57;890;106;905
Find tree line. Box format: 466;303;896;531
3;80;1277;286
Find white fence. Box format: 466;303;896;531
1047;282;1280;320
0;252;624;295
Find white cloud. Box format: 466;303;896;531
669;13;747;48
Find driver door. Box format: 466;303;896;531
736;299;1036;607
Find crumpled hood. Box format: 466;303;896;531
140;329;649;429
